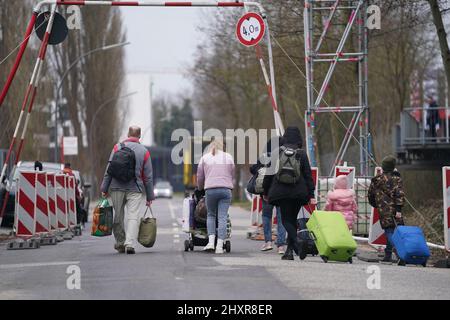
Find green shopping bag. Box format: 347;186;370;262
138;207;157;248
91;198;113;237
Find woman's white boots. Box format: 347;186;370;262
215;239;224;254
203;235;216;252
203;235;224;254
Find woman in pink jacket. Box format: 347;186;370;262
325;175;358;230
197;139;235;254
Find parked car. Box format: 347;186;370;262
154;181;174;199
0;161;63;228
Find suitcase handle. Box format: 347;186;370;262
143;207;155;219
309;231;317;241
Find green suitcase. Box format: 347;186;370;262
306;211;357;263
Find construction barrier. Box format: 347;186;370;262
66;175;77;228
35;172;50;234
368;167;387;248
248;195;263;240
55;174;68;230
443;167;450;252
7;170;82;249
250;195;263;228
15;171;37;238
46;173;58;231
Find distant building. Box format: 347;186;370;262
121;72;154;146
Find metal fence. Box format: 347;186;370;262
400;107;450;146
316;176;372;237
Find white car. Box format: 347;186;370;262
154;181;173;199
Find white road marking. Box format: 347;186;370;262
173;234;180;238
172;223;178;227
156;228;183;235
173;239;180;243
172;227;179;233
0;261;80;270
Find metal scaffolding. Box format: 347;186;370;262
304;0;370;175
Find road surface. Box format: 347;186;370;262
0;196;449;300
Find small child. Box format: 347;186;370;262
325;175;358;230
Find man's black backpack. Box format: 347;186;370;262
107;143;136;183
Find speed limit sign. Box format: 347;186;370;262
236;12;266;47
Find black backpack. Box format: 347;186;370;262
107;143;136;183
276;146;302;184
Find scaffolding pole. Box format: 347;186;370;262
304;0;370;175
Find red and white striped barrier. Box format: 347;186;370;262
66;175;77;228
15;171;37;238
250;195;263;227
0;6;57;225
55;174;68;230
35;172;51;234
36;0;249;9
0;12;38;109
46;173;58;231
443;167;450;252
368;167;386;248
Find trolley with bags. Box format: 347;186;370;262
182;189;231;252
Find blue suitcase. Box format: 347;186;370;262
392;226;430;267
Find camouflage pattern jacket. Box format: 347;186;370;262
368;171;405;229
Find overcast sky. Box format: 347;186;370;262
121;7;204;98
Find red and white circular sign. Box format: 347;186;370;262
236;12;266;47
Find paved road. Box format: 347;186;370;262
0;196;449;300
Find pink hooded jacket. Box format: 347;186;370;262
325;175;358;230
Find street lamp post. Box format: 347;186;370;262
54;41;130;162
88;91;137;192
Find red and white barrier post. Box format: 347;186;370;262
55;174;68;231
46;173;58;231
368;167;387;248
66;175;77;228
35;172;51;234
0;6;57;226
15;171;37;238
248;195;263;240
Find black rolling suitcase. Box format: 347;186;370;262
297;218;318;256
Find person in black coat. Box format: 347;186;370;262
263;126;315;261
426;96;439;141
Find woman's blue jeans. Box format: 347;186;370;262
262;200;286;246
205;188;232;240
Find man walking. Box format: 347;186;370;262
101;126;155;254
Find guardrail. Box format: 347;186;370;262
400;107;450;146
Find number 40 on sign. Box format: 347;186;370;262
236;12;266;47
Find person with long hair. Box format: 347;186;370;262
197;139;235;254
